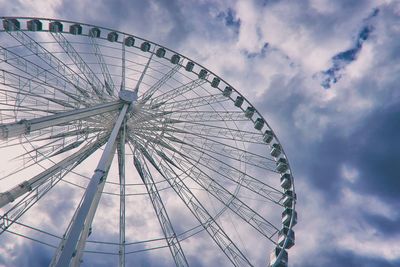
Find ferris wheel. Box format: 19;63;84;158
0;17;297;267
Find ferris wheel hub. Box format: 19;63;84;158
119;89;138;103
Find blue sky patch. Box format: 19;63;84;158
318;8;379;89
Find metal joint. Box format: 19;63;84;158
19;181;32;191
17;119;31;134
5;191;15;203
119;89;137;103
94;168;106;174
0;125;8;139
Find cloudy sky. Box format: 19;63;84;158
0;0;399;266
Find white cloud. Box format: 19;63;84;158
340;164;359;183
291;178;400;265
0;0;62;18
235;1;263;53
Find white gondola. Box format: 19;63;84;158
276;158;288;173
282;208;297;227
185;61;194;71
49;21;63;32
245;106;255;118
89;27;101;38
270;143;281;157
282;190;296;208
269;247;288;267
69;23;82;35
170;54;180;64
280;173;292;189
223;86;232;97
211;77;220;88
234;96;244;107
263;130;274;143
124;36;135;47
27;19;42;31
107;31;118;42
278;227;295;249
156;47;166;58
140;41;150;52
198;69;207;79
254;118;264;130
3;19;20;31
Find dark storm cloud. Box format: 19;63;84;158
3;241;52;267
347;103;400;203
260;71;400;204
258;74;346;200
363;213;400;236
296;249;400;267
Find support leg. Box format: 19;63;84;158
52;104;129;267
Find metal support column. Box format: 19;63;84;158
52;104;129;267
117;119;126;267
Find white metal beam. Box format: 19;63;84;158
53;104;129;267
0;101;122;140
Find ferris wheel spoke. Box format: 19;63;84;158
169;110;248;122
161;124;264;145
139;64;182;104
51;32;110;99
0;88;51;114
2;31;98;101
135;144;253;267
176;146;284;206
133;151;189;267
0;134;108;237
133;127;274;174
176;135;276;172
0;127;101;156
146;134;284;205
160;150;280;242
131;46;154;96
178;144;283;199
89;35;115;96
126;119;276;177
48;127;102;139
0;68;85;107
159;94;229;112
0;81;76;111
177;130;274;165
12;134;77;163
150;78;207;107
0;100;121;140
0;45;90;102
167;120;264;143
